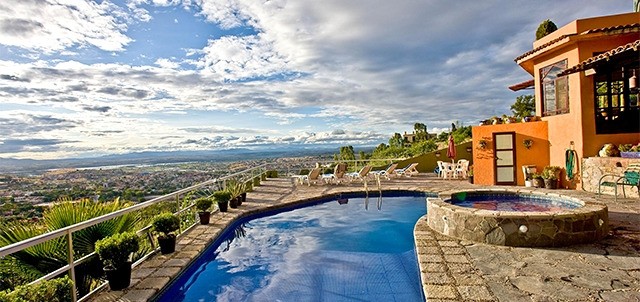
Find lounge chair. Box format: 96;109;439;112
371;163;398;180
293;167;323;186
322;163;348;184
347;165;372;182
395;163;419;177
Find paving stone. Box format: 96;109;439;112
443;254;470;264
136;276;170;290
510;275;592;300
163;258;190;267
420;254;445;263
424;285;458;299
424;272;454;285
441;246;466;255
121;289;157;302
452;273;486;285
457;285;493;300
131;268;155;279
599;290;640;301
152;266;181;278
421;262;446;273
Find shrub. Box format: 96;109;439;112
212;191;231;203
151;213;180;238
265;170;278;178
542;166;562;180
225;180;246;200
194;197;213;212
536;19;557;40
0;276;73;302
253;176;261;186
95;232;140;269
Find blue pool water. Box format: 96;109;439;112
156;192;427;302
447;192;581;212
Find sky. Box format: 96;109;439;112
0;0;632;160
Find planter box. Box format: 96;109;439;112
621;152;640;158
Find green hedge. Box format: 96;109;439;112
0;276;73;302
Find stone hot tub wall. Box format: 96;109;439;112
581;157;640;198
426;189;609;247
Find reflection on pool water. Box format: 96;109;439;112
156;192;428;302
448;193;582;212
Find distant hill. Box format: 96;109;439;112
0;147;337;175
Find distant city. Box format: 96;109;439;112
0;147;341;222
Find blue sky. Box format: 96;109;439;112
0;0;631;159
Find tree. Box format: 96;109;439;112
388;133;404;148
413;123;428;141
339;146;355;161
510;95;535;118
0;198;140;295
536;19;557;40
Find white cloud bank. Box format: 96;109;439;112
0;0;631;159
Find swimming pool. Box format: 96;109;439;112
156;192;427;302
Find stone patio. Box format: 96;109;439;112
90;174;640;302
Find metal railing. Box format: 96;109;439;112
0;164;269;302
0;157;410;301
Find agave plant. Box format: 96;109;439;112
0;198;140;295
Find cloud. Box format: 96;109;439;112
0;0;629;159
0;0;133;54
0;74;30;82
0;114;78;136
0;138;71;153
83;105;112;113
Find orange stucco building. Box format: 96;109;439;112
472;12;640;188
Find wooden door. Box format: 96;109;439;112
493;132;516;185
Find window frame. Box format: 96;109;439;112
539;59;570;116
593;64;639;134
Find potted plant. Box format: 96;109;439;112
531;173;544;188
619;143;640;158
541;166;562;189
213;190;231;212
195;197;214;225
541;170;558;189
94;232;140;290
478;139;488;149
152;212;180;254
226;180;246;206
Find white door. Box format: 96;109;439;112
494;132;516;185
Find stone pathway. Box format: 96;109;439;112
90;175;640;302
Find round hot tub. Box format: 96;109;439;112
426;190;609;247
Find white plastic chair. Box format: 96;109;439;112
454;159;469;179
441;162;455;179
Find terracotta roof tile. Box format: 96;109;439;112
559;39;640;76
514;23;640;62
508;79;535;91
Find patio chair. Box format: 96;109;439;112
347;165;373;182
322;163;348;184
438;161;455;179
454;159;470;179
371;163;398;180
395;163;419;177
293;167;323;186
598;163;640;201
